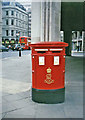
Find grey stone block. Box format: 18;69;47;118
35;104;66;118
64;105;83;118
2;102;17;113
3;94;23;102
4;105;36;118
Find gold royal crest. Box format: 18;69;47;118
47;67;51;73
44;67;54;84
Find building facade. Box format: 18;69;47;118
72;31;83;51
2;1;28;46
28;3;31;37
71;31;84;56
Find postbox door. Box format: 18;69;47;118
34;55;65;90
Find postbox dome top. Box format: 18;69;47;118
29;41;68;48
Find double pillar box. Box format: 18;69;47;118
29;42;68;104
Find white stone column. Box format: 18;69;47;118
49;2;52;41
45;2;49;41
77;31;79;46
82;31;84;51
31;1;61;43
31;2;41;42
0;2;2;118
40;2;45;41
0;0;2;44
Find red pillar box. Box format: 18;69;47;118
29;42;68;104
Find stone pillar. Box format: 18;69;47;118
77;31;79;46
0;1;2;119
0;0;2;45
31;2;41;42
82;31;84;51
64;31;72;56
31;1;61;43
83;31;85;52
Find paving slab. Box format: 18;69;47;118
1;55;83;119
4;104;36;118
64;105;83;118
3;94;24;102
2;102;17;113
35;104;65;118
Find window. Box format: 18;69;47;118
16;12;17;16
11;30;14;36
22;32;24;36
23;15;24;19
16;30;18;34
29;33;31;37
74;32;77;39
6;19;8;25
29;20;31;22
6;30;8;36
19;21;21;27
11;19;14;25
16;11;18;17
25;16;27;20
19;13;21;18
79;31;82;39
21;22;22;27
11;11;14;15
6;11;8;15
23;22;24;27
29;28;31;30
16;20;18;26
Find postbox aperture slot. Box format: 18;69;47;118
37;51;46;54
52;51;61;53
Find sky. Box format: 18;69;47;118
15;0;31;10
15;0;31;3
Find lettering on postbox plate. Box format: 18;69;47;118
54;56;59;65
39;56;44;65
44;67;54;84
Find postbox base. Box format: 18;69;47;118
32;88;65;104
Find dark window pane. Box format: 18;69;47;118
11;19;14;25
6;19;8;25
6;11;8;15
11;30;14;36
6;30;8;36
11;11;14;15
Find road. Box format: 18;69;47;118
0;50;31;59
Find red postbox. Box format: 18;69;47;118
30;42;68;104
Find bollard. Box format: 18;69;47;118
19;48;21;57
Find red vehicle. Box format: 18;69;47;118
19;36;31;50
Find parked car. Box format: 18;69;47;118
11;45;15;51
14;44;21;51
0;45;9;52
11;44;23;51
8;45;11;49
17;45;23;51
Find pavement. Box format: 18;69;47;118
0;53;83;119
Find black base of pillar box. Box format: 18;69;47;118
32;88;65;104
